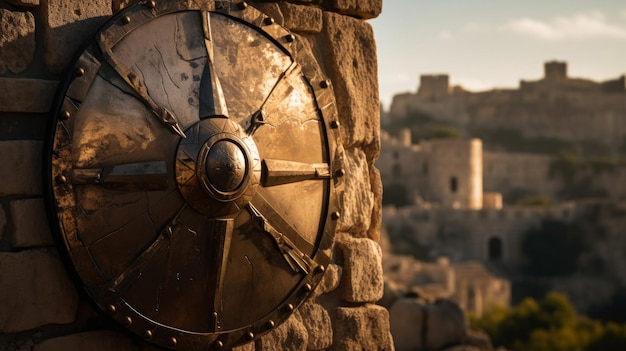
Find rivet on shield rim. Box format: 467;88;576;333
169;337;177;347
331;211;341;220
285;34;295;42
121;16;131;25
236;2;247;10
213;340;224;349
263;17;274;26
144;330;153;339
74;67;85;77
145;0;156;9
56;174;67;184
330;120;340;129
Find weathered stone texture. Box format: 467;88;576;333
320;12;380;157
0;249;79;333
336;235;384;303
299;302;333;350
0;9;36;75
0;78;59;113
390;298;467;351
33;331;137;351
6;0;40;7
337;148;374;235
232;341;255;351
11;198;54;248
256;311;308;351
326;0;382;19
314;263;342;297
250;2;284;25
368;165;383;242
332;305;394;351
279;2;322;33
42;0;112;73
0;141;43;196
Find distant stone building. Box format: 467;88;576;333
388;61;626;153
377;131;483;209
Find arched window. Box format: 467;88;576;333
450;177;458;193
488;237;503;261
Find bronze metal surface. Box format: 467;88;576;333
46;1;343;350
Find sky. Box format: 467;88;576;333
370;0;626;109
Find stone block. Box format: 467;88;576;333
336;148;374;235
0;78;58;113
0;249;79;333
11;198;54;248
331;305;393;351
6;0;40;8
314;263;342;297
0;9;36;74
299;302;332;350
336;235;384;303
256;311;308;351
325;0;382;19
279;2;321;33
320;12;380;157
33;331;137;351
42;0;112;74
367;166;383;241
389;298;467;351
0;141;43;196
250;2;284;25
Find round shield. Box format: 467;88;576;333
45;1;343;349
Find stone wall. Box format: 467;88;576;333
0;0;392;350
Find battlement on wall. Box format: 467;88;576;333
417;74;450;100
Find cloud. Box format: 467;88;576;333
504;11;626;40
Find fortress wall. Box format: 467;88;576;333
0;1;392;350
383;205;575;266
483;151;559;201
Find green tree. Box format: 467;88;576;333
471;292;626;351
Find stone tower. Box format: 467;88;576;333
423;138;483;209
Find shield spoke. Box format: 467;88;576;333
261;159;330;187
248;191;317;274
200;11;229;119
205;218;234;332
69;161;169;191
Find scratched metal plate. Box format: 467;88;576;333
45;1;343;349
